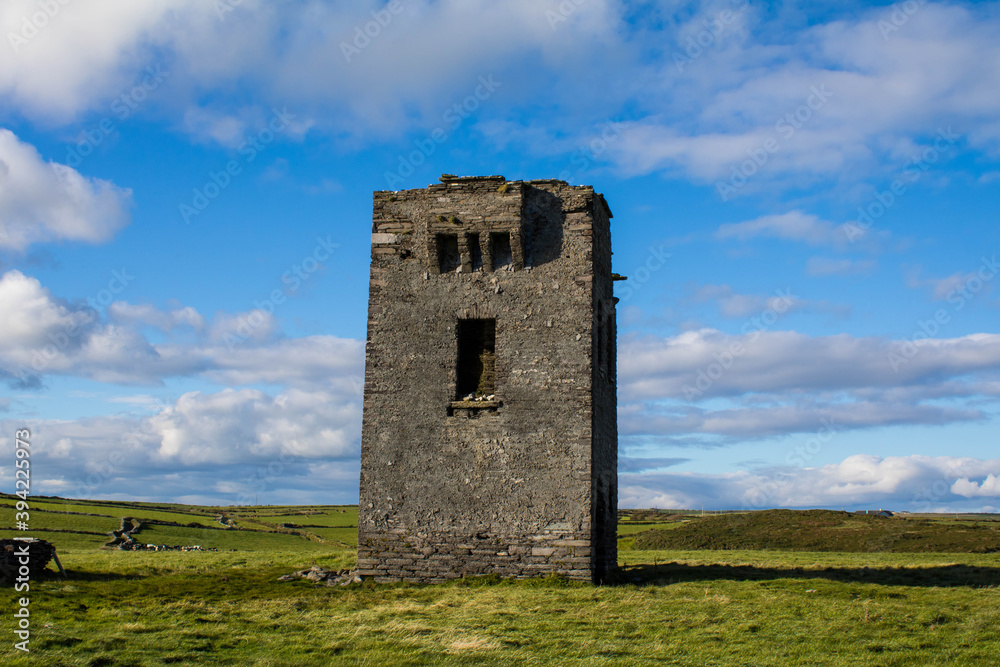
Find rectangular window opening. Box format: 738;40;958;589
606;315;615;380
490;232;512;270
467;233;483;271
456;319;496;399
596;302;605;370
436;233;460;273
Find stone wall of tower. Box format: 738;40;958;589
357;175;617;583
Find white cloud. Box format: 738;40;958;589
0;0;620;139
621;454;1000;512
150;388;359;465
0;270;92;350
623;400;981;440
715;211;836;244
0;270;363;388
617;328;1000;440
0;0;211;120
206;309;279;346
108;394;166;410
108;302;205;332
952;474;1000;497
927;272;982;301
0;270;204;385
0;130;132;250
620;329;1000;401
713;210;890;252
203;336;364;390
687;283;809;319
617;3;1000;182
0;385;362;504
2;1;997;198
488;3;1000;196
907;263;998;302
806;257;876;277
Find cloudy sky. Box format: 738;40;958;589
1;0;999;512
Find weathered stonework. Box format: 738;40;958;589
358;175;618;583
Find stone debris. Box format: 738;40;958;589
104;516;219;552
276;565;366;586
1;538;63;584
111;541;217;552
460;394;496;402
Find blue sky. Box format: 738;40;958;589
1;0;999;511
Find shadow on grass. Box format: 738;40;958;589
612;562;1000;588
21;569;140;584
59;569;140;582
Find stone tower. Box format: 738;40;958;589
357;175;617;583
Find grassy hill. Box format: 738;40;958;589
2;498;1000;665
630;509;1000;553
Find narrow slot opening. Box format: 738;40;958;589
436;233;460;273
467;233;482;271
490;232;512;270
606;314;615;380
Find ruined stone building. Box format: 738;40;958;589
357;175;618;583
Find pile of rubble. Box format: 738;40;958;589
104;517;219;552
113;542;217;552
277;565;364;586
1;538;64;584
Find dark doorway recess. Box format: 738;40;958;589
456;319;496;398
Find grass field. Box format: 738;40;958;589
2;497;999;665
630;509;1000;553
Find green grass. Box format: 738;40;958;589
632;509;1000;553
2;499;1000;665
4;549;1000;666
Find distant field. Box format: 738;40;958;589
0;496;359;555
2;497;999;665
629;509;1000;553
